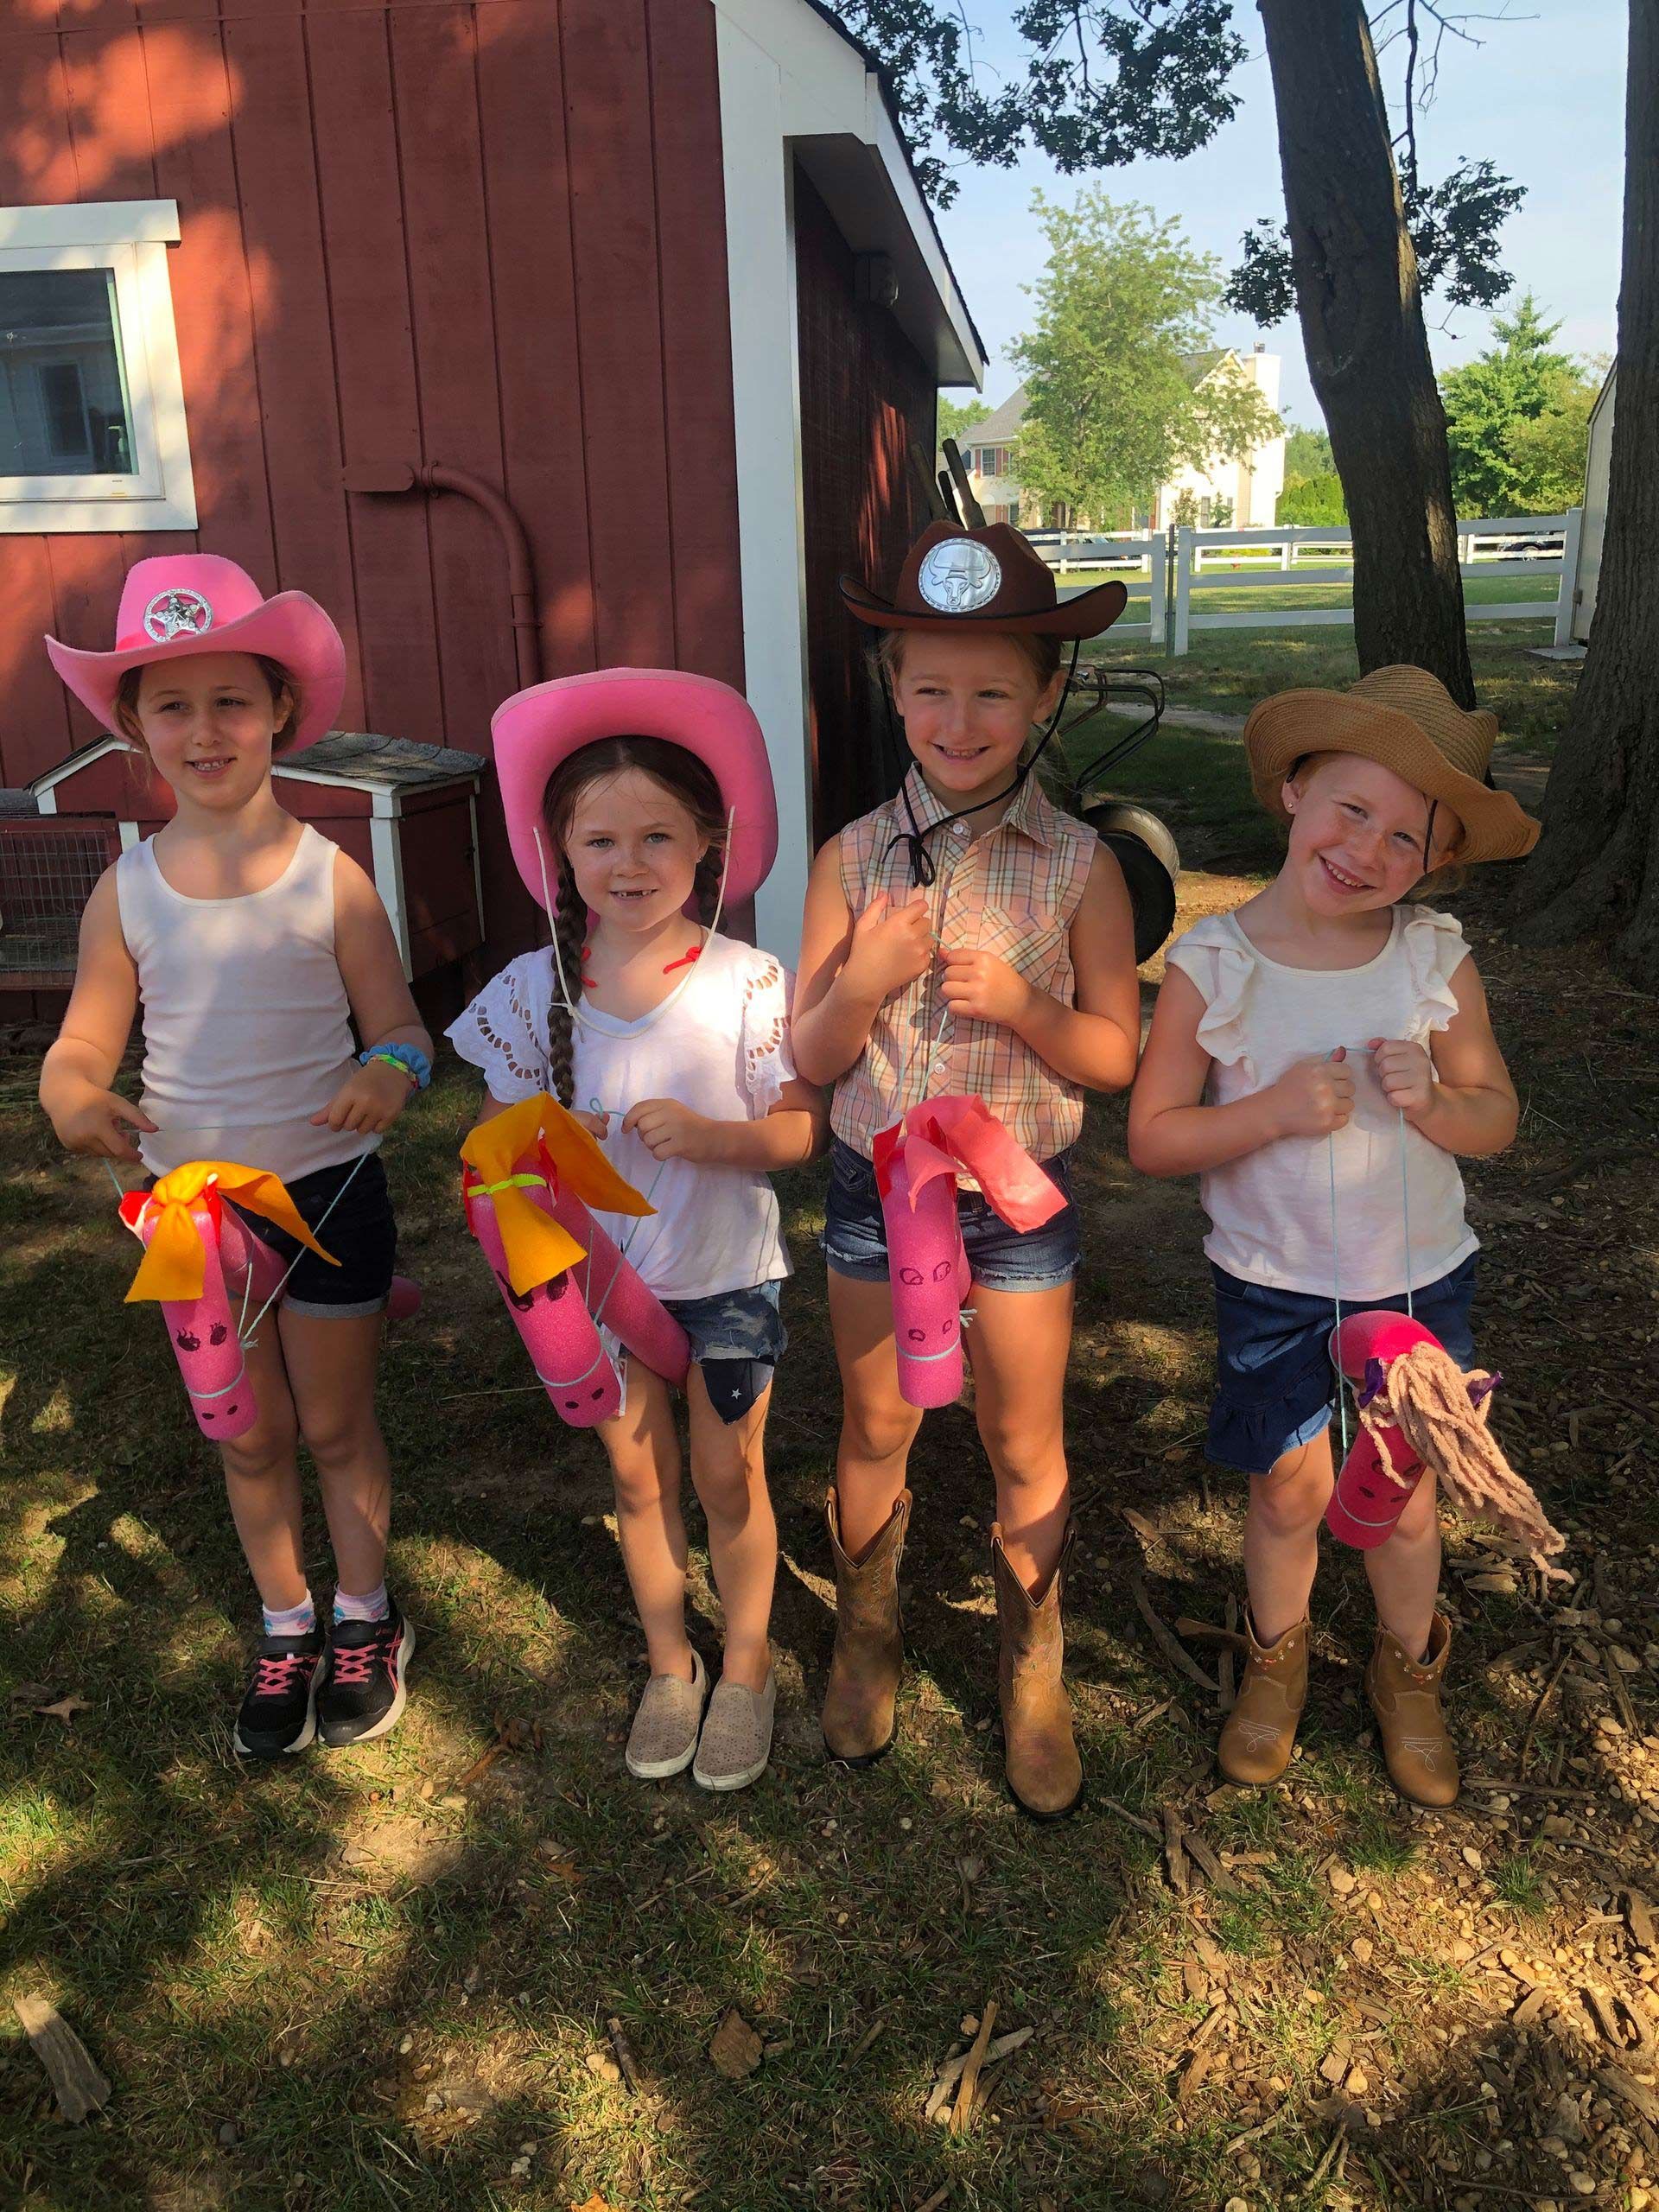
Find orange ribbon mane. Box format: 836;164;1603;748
459;1094;656;1299
121;1160;337;1305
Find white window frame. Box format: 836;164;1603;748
0;200;196;533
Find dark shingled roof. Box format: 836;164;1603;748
292;734;485;787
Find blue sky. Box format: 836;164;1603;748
930;1;1627;435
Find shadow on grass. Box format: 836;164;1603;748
3;938;1653;2208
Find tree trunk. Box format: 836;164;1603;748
1517;0;1659;980
1256;0;1474;704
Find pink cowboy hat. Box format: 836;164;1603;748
493;668;779;911
45;554;346;751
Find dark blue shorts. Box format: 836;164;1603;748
820;1136;1080;1294
1208;1251;1478;1476
226;1153;398;1319
662;1281;786;1425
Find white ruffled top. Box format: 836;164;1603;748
448;932;796;1303
1165;906;1478;1300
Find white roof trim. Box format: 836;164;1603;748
713;0;984;388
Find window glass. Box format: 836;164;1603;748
0;267;136;477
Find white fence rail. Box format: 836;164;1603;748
1036;513;1583;655
1030;526;1166;645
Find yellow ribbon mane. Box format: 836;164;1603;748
124;1161;337;1305
459;1094;656;1298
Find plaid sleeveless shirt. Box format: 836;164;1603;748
830;767;1096;1163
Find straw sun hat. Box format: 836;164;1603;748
1243;664;1541;866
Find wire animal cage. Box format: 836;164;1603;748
0;817;121;987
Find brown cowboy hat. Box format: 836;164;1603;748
839;522;1128;639
1243;664;1541;866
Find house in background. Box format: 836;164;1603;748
959;345;1284;532
0;0;983;1013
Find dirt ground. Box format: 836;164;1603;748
2;836;1656;2211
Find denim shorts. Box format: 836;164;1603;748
662;1280;787;1424
226;1153;398;1319
820;1136;1081;1294
1208;1251;1478;1475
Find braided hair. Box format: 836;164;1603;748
539;736;728;1109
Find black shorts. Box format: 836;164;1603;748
226;1154;398;1319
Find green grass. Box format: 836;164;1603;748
1490;1849;1552;1919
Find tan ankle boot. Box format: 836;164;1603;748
991;1522;1082;1821
1217;1609;1309;1784
1367;1611;1459;1806
822;1490;909;1765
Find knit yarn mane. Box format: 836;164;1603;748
1357;1340;1567;1574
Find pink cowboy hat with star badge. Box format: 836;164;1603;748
45;554;346;751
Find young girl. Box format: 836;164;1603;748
794;523;1142;1820
40;555;430;1758
1128;665;1541;1806
448;670;823;1792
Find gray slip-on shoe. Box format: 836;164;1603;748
625;1647;709;1780
691;1669;776;1793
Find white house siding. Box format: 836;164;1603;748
959;350;1285;532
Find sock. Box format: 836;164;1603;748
334;1581;389;1625
263;1592;316;1638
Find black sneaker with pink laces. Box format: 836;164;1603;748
317;1600;415;1748
233;1625;326;1758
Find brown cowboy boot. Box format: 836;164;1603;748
1217;1609;1310;1785
822;1489;909;1765
1366;1611;1459;1807
991;1522;1083;1821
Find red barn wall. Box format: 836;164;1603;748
794;163;933;844
0;0;744;960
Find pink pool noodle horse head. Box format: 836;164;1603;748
460;1096;690;1429
880;1141;971;1409
874;1095;1067;1412
463;1165;623;1426
1325;1310;1440;1549
120;1161;422;1443
1325;1306;1562;1569
122;1184;265;1440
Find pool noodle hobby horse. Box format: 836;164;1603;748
1314;1096;1565;1574
119;1160;421;1442
874;1096;1068;1410
461;1093;690;1428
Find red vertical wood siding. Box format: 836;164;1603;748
793;165;933;842
0;0;745;963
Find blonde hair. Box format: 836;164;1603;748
875;626;1064;689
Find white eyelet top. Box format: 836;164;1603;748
1165;906;1479;1300
448;931;797;1303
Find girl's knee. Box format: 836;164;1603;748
1387;1474;1440;1546
842;1399;921;1468
976;1407;1063;1479
302;1405;384;1471
1249;1457;1331;1535
222;1415;297;1484
610;1450;673;1513
690;1448;765;1522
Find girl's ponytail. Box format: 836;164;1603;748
692;844;723;927
546;848;586;1109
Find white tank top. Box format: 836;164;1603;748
1165;906;1479;1300
117;822;372;1186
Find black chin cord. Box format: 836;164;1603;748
881;639;1083;888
